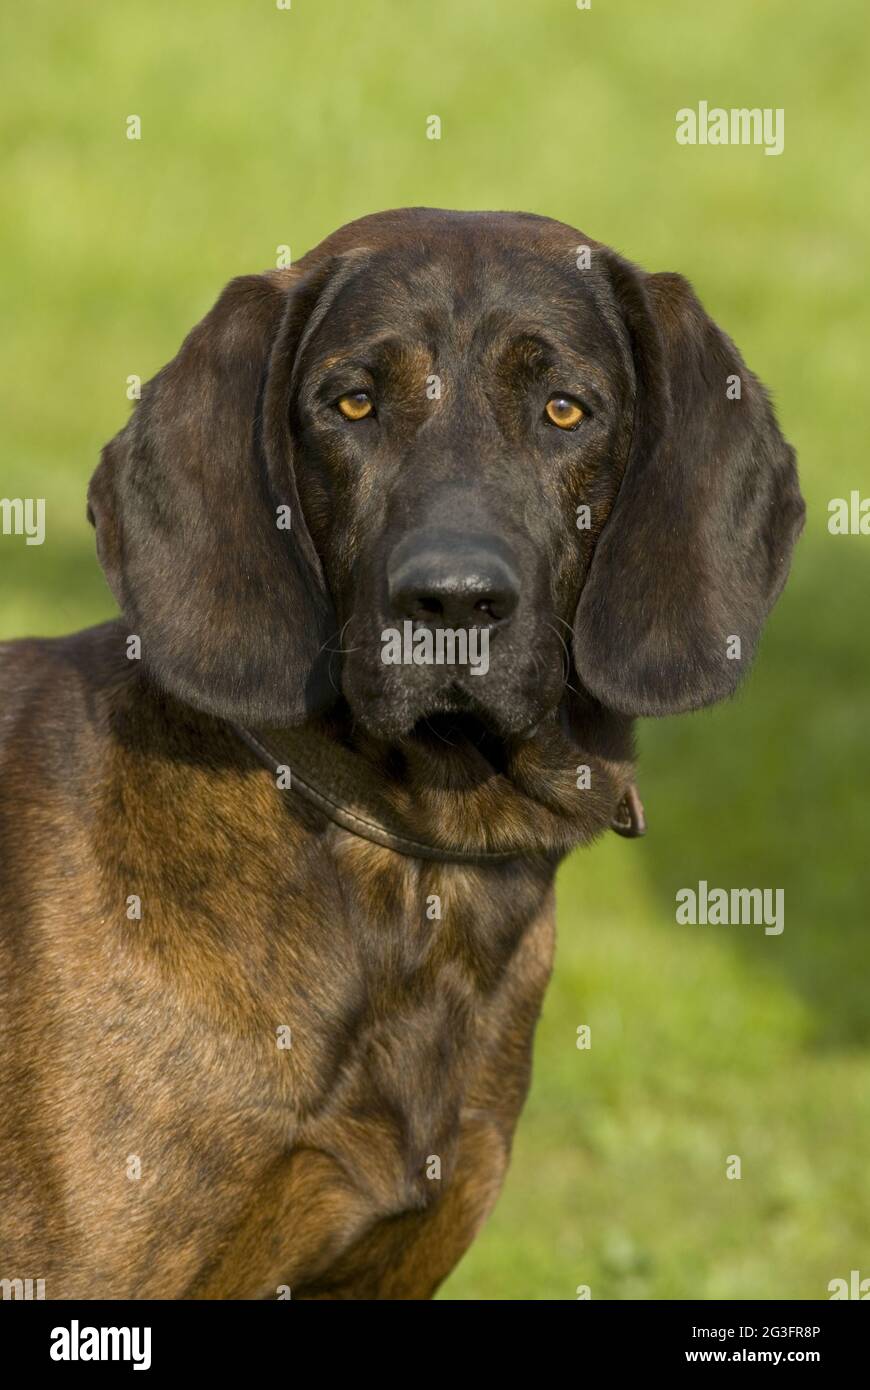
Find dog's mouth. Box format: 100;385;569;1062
337;606;568;745
399;674;551;771
407;708;512;770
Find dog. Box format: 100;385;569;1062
0;208;804;1299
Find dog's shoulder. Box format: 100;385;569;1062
0;620;134;764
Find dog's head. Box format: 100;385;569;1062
89;209;804;742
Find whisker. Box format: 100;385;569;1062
319;616;363;656
543;617;582;697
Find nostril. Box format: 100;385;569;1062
469;594;505;622
394;583;519;629
400;589;516;628
474;594;514;624
410;595;444;624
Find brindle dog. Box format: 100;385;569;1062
0;209;803;1299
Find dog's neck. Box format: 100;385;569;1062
232;701;643;864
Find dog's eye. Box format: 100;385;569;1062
337;392;374;421
545;396;584;430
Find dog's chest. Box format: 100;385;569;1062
100;825;556;1296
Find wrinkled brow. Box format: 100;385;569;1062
310;335;431;380
498;332;561;372
491;329;617;404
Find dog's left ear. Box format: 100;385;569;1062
573;256;805;718
88;260;348;726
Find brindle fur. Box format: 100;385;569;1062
0;209;803;1298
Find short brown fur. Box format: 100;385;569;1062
0;209;803;1299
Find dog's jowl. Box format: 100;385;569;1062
0;209;804;1299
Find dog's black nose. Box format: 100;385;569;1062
388;532;520;629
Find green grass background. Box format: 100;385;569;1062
1;0;868;1300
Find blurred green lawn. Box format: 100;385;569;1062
1;0;868;1299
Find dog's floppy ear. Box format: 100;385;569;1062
573;257;805;717
88;263;343;726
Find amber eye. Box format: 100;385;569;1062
337;391;374;421
545;396;584;430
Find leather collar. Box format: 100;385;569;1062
231;714;645;865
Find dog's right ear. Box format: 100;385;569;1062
88;262;344;727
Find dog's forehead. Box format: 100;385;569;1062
307;205;592;263
305;209;608;350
